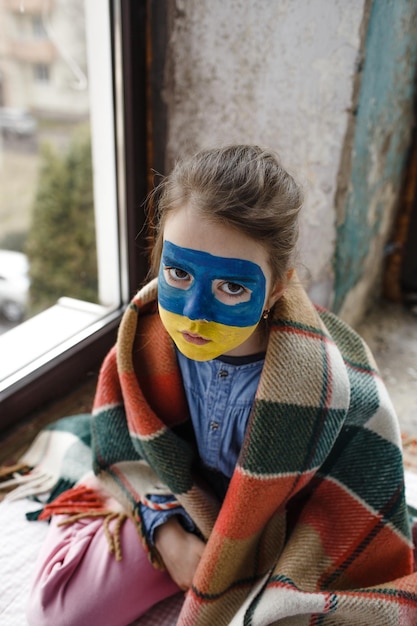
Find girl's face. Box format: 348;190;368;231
158;204;285;361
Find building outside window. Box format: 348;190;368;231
0;0;149;429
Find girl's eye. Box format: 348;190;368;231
165;267;191;283
219;282;246;297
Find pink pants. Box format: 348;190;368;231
27;515;181;626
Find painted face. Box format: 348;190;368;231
158;240;267;361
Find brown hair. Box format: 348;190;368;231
149;145;303;284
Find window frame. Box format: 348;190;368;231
0;0;153;431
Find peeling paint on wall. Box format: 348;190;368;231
334;0;417;322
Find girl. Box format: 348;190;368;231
26;145;417;625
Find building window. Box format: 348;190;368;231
32;15;47;39
33;63;50;83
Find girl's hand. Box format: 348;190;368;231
154;516;205;590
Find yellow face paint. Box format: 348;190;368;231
158;306;258;361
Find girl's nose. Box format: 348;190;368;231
182;282;211;321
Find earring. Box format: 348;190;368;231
262;308;270;320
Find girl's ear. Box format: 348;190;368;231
267;268;294;308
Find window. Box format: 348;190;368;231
0;0;152;430
33;63;49;82
32;15;47;39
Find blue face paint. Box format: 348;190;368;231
158;240;266;327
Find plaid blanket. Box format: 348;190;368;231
3;276;417;625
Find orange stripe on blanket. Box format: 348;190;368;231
92;347;123;410
120;370;189;434
215;468;314;540
38;485;107;520
136;373;190;427
299;479;413;586
133;317;178;376
120;371;166;437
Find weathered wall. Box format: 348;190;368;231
334;0;417;324
162;0;417;325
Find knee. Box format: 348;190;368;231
26;592;59;626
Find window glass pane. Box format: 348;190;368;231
0;0;120;382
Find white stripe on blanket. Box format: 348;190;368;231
4;430;92;502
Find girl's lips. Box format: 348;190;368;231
181;331;210;345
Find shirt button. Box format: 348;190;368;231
210;421;219;430
219;369;228;378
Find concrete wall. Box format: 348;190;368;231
161;0;417;326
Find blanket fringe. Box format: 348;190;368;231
38;484;131;562
58;511;128;561
1;469;57;502
0;462;30;480
38;484;107;519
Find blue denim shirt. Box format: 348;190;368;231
140;348;265;542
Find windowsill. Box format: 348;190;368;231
0;297;119;393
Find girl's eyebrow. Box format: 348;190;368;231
161;241;266;288
161;252;189;267
214;276;258;287
161;257;197;280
